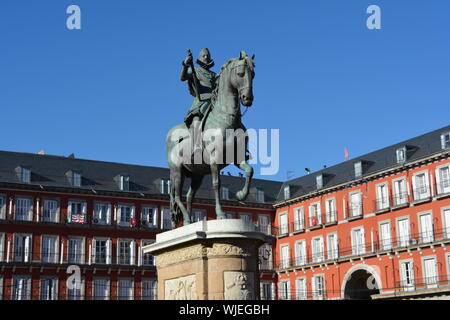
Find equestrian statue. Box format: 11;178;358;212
166;48;255;227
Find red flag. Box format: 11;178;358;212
344;148;349;161
312;216;317;226
130;217;136;227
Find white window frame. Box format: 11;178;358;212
117;238;135;266
421;255;438;288
142;278;157;300
312;274;325;299
72;171;81;187
354;161;362;178
41;235;59;264
0;194;6;219
67;200;87;224
325;198;336;223
120;175;130;191
0;233;4;262
93;202;111;225
396;216;411;247
92;237;111;265
399;259;415;291
279;280;290;300
260;281;274;300
221;186;230;200
161;207;172;230
141;206;158;228
441;132;450;150
379;220;392;250
193;209;207;222
13;233;32;263
311;236;324;263
417;211;434;244
284;186;290;200
11;275;31;300
349;191;362;217
396;147;407;164
309;201;322;226
256;188;265;203
14;196;33;221
441;206;450;239
42;198;59;223
351;226;365;255
20;167;31;184
295;277;307;300
93;277;110;300
280;244;290;269
141;239;155;267
67;277;85;300
118;278;134;300
40;277;58;300
327;232;338;260
68;236;85;264
278;212;288;235
294;240;306;266
117;203;135;227
392;177;408;206
412;170;430;201
257;214;271;235
375;182;389;210
293;206;304;231
436;162;450;195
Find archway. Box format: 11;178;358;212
342;265;381;300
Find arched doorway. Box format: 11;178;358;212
342;265;381;300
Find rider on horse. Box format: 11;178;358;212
180;48;218;155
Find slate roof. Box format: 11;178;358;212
275;125;450;204
0;150;282;205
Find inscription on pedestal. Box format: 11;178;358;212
165;274;197;300
224;271;254;300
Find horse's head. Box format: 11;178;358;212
229;51;255;107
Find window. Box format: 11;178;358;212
43;199;59;223
40;277;58;300
193;210;206;222
396;147;407;164
397;218;411;247
294;240;306;266
118;204;135;227
68;237;84;264
379;222;392;250
351;227;365;255
283;186;290;200
118;279;134;300
221;187;229;200
67;278;84;300
141;240;155;266
93;278;110;300
441;132;450;150
296;278;307;300
437;165;450;194
20;167;31;184
67;200;87;224
260;281;274;300
393;178;408;205
93;202;111;225
142;206;157;228
443;208;450;238
0;275;2;300
14;234;31;262
256;188;265;203
413;172;430;201
316;174;323;189
225;212;235;219
293;207;304;231
309;202;321;226
259;243;272;270
72;171;81;187
419;212;433;243
423;257;438;287
349;192;362;217
239;213;252;224
279;281;290;300
258;214;270;234
0;195;6;219
280;245;290;269
327;233;338;260
312;275;325;299
118;239;135;265
311;237;324;263
376;183;389;210
161;208;172;230
93;238;111;264
120;175;129;191
400;261;414;291
142;279;157;300
325;198;336;223
15;197;32;221
41;235;58;263
161;179;170;194
278;212;288;235
11;276;31;300
354;161;362;178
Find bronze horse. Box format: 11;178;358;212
166;51;255;226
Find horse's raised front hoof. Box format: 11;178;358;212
216;208;226;220
236;190;247;201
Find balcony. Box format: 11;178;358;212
435;180;450;199
324;211;337;225
373;196;391;214
412;186;431;204
308;215;323;230
347;202;363;220
291;220;305;233
276;224;290;237
393;274;450;296
391;192;409;209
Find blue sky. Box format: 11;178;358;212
0;1;449;181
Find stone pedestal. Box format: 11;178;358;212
142;219;270;300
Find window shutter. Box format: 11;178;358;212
106;239;111;264
67;202;72;223
106;204;111;225
82;202;87;215
91;239;96;264
442;134;446;149
24;236;30;262
130;240;135;265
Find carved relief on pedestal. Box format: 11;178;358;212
156;244;205;267
206;243;252;257
224;271;254;300
165;274;197;300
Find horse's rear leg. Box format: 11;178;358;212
234;161;253;201
171;166;191;225
210;163;226;219
186;174;203;218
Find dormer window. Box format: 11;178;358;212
284;186;290;200
396;146;407;164
441;132;450;150
120;175;130;191
72;171;81;187
161;179;170;194
256;188;265;203
221;187;229;200
316;174;323;189
354;162;362;178
20;167;31;184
